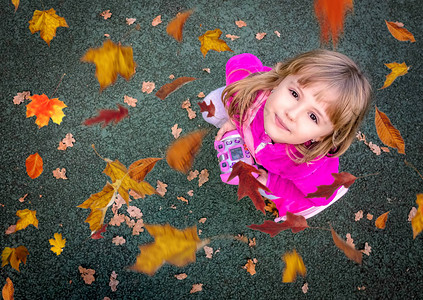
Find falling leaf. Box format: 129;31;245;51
175;273;187;280
243;259;257;275
126;18;136;25
228;161;271;214
314;0;353;47
84;104;129;127
171;124;182;139
166;129;208;173
156;180;168;196
255;32;266;40
198;28;233;57
225;34;240;41
198;169;209;186
166;10;193;42
1;246;29;272
124;95;137;107
330;225;362;264
190;283;203;294
13;91;30;105
81;40;136;91
142;81;156;94
112;236;126;245
53;167;67;179
79;266;95;284
198;100;215;117
128;157;162;183
129;224;209;276
152;15;162;26
2;277;14;300
355;210;363;221
28;8;68;46
155;77;197;100
385;20;415;42
282;249;306;283
235;20;247;28
380;62;409;89
49;233;66;255
26;94;67;128
248;212;309;237
26;153;43;179
16;209;39;231
306;172;357;199
375;211;390;229
374;106;405;154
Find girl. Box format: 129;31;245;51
201;50;372;221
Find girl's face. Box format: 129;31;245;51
263;75;335;145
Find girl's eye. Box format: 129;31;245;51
290;90;299;99
309;113;318;124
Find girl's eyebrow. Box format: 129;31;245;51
293;80;330;124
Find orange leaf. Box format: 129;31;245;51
282;249;306;283
1;246;29;272
166;129;208;173
166;10;193;42
243;259;257;275
330;225;362;264
411;194;423;239
2;277;14;300
25;153;43;179
375;211;390;229
81;40;136;91
28;8;68;46
26;94;67;128
11;0;19;11
155;77;197;100
306;172;357;199
380;62;409;89
375;106;405;154
385;20;415;42
314;0;353;47
128;158;162;182
198;28;233;57
228;161;271;214
248;212;309;237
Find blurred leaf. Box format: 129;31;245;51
248;212;309;237
411;194;423;239
166;10;193;42
282;249;306;282
330;225;362;264
155;77;196;100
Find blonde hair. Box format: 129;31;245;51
223;49;372;163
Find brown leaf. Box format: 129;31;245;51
306;172;357;199
375;211;390;229
248;212;309;237
375;106;405;154
155;77;197;100
2;277;14;300
166;10;193;42
330;225;362;264
128;158;162;182
243;259;256;275
385;20;415;42
197;100;215;117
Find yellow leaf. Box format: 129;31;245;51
129;224;209;276
81;40;136;91
15;209;38;231
198;29;233;57
25;152;44;179
28;8;68;46
282;249;306;283
380;62;409;89
411;194;423;239
375;211;390;229
11;0;19;12
375;106;405;154
2;277;14;300
385;20;415;42
1;246;29;272
49;233;66;255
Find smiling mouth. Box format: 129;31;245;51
275;115;290;132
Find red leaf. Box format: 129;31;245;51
91;224;108;239
197;101;215;117
84;104;128;127
227;161;271;214
306;172;356;199
155;77;197;100
248;212;309;237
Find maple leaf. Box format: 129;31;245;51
385;20;415;42
28;8;68;45
198;29;233;57
2;277;14;300
26;94;67;128
49;233;66;255
166;10;193;42
166;129;208;173
129;224;209;276
1;246;29;272
83;104;128;127
198;100;215;117
15;209;38;231
81;40;136;91
91;224;108;239
248;212;309;237
411;194;423;239
155;77;197;100
227;161;271;214
375;211;390;229
330;225;362;264
282;249;306;283
380;62;409;89
314;0;353;47
306;172;357;199
26;152;44;179
375;106;405;154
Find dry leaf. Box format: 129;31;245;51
126;18;136;25
62;133;75;148
367;213;373;220
26;94;67;128
248;212;309;237
2;277;14;300
204;246;213;258
346;233;355;247
19;193;28;203
171;124;182;139
13;91;30;105
174;273;187;280
53;168;67;179
226;34;240;41
375;106;405;154
235;20;247;28
152;15;162;26
5;225;16;235
28;8;69;45
282;250;306;282
79;266;95;284
306;172;357;199
243;259;256;275
109;271;119;292
166;10;193;42
355;210;363;221
411;194;423;239
112;236;126;245
198;169;209;186
255;32;266;40
11;0;19;11
100;10;112;19
198;100;215;117
202;68;210;73
330;225;362;264
127;206;143;219
274;30;281;37
49;233;66;255
124;95;137;107
190;283;203;294
133;219;145;235
198;218;207;223
155;77;196;100
177;196;188;204
197;92;205;98
187;190;194;196
249;238;256;247
187;170;199;181
198;28;233;57
16;209;39;231
302;282;309;294
362;242;371;256
385;20;415;42
380;62;409;89
156;180;168;196
109;214;125;226
408;207;417;222
142;81;156;94
128;157;162;183
1;246;29;272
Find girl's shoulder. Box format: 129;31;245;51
226;53;272;85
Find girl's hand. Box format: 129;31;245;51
215;120;237;140
257;169;268;186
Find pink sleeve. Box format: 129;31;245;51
226;53;272;85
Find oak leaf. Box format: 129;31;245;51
282;249;306;283
129;224;209;276
49;233;66;255
124;95;137;107
28;8;68;46
171;124;182;139
198;169;209;186
142;81;156;94
2;277;14;300
330;225;362;264
156;180;168;196
385;20;415;42
155;77;197;100
380;62;409;89
166;129;208;173
227;161;271;214
13;91;30;105
84;104;128;127
306;172;357;199
166;10;193;42
411;194;423;239
198;100;215;117
190;283;203;294
243;258;257;275
375;106;405;154
248;212;309;237
375;211;390;229
16;209;38;231
81;40;136;91
1;246;29;272
235;20;247;28
26;152;43;179
198;29;233;57
26;94;67;128
79;266;95;284
53;167;67;179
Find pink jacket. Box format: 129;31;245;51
226;53;339;216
